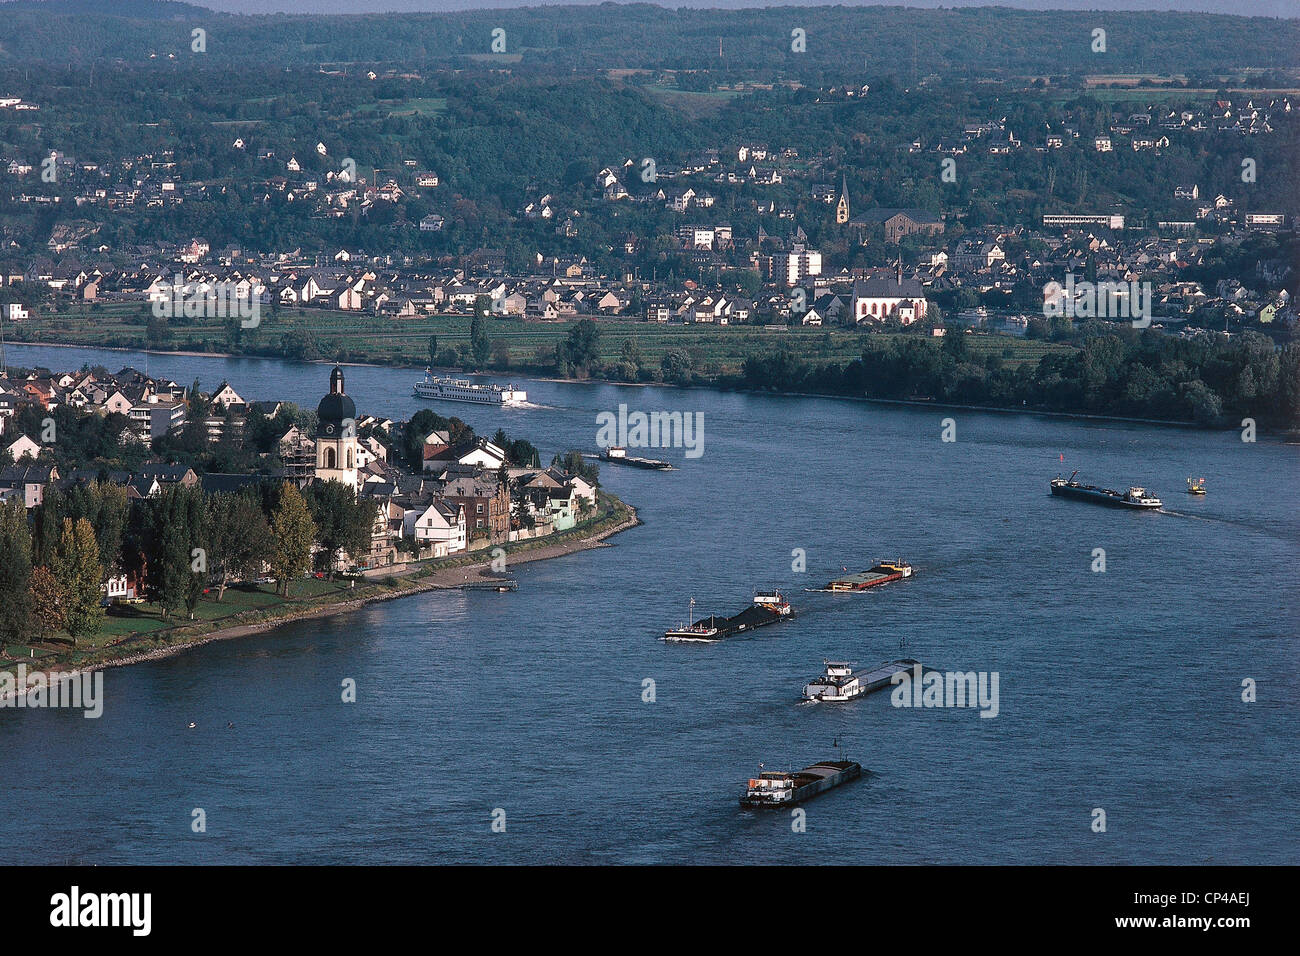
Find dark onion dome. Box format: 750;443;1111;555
316;366;356;438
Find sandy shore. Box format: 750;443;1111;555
0;506;639;700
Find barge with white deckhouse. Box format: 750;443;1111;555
599;446;672;470
663;591;792;642
1050;471;1162;510
740;760;862;807
802;659;922;702
413;369;527;406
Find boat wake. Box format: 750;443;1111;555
1157;508;1298;541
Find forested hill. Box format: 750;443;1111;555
0;1;1296;76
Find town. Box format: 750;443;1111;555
0;361;612;662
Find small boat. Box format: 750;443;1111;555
1186;477;1207;496
663;598;720;642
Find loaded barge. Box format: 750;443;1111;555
600;446;672;470
815;561;914;593
663;591;792;642
740;760;862;807
802;659;922;702
1050;471;1162;510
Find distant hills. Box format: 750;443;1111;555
0;1;1295;73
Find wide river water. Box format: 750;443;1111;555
1;342;1296;864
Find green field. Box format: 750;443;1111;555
18;306;1070;380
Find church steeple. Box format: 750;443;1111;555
835;174;850;224
329;365;345;395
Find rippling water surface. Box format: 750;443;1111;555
1;344;1295;864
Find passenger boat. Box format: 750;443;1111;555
413;369;527;406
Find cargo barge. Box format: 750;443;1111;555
600;446;672;470
802;659;922;702
663;590;791;642
1050;471;1161;509
814;560;913;593
740;760;862;807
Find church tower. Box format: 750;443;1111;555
314;365;359;491
835;173;850;224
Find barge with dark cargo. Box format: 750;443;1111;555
1050;471;1162;509
663;591;792;642
740;760;862;807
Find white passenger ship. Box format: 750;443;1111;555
412;369;527;406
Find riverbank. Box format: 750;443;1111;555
10;328;1294;434
0;498;640;702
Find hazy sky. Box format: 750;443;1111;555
170;1;1300;18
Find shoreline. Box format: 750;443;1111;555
0;504;640;702
6;338;1273;434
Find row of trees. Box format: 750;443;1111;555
0;478;376;651
0;500;105;651
734;327;1300;428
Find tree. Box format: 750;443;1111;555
661;348;692;384
427;334;438;367
551;450;599;485
50;518;105;645
470;311;492;368
141;484;207;620
562;319;601;372
269;483;317;595
30;487;66;569
0;499;33;650
28;567;64;644
64;481;128;575
207;491;272;600
304;481;371;574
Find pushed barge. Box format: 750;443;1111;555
1050;471;1161;510
803;659;921;702
740;761;861;807
600;446;672;470
663;591;791;642
820;561;913;593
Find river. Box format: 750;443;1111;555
1;343;1296;864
